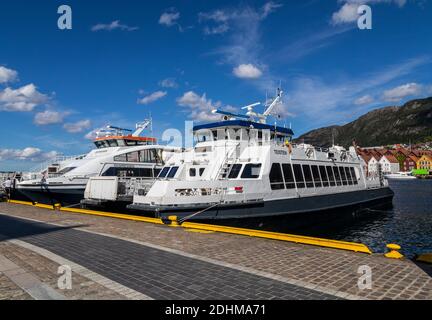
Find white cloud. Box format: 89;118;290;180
331;0;408;25
91;20;138;32
203;24;230;35
199;10;230;34
281;57;429;127
137;91;167;105
0;66;18;83
159;10;180;27
0;83;48;112
199;2;282;35
159;78;178;88
382;83;422;102
233;64;263;79
261;2;283;19
199;10;230;23
34;110;65;125
201;3;281;91
63;119;92;133
0;147;60;162
355;95;375;105
331;3;359;25
177;91;223;121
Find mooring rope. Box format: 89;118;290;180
178;202;220;224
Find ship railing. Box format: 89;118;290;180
29;154;86;174
287;143;329;153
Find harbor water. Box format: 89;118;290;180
266;179;432;258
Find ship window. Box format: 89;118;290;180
199;168;205;176
241;163;261;179
125;140;138;146
167;166;179;178
117;139;126;146
293;164;305;188
139;168;154;178
302;165;314;188
139;149;158;163
333;167;342;186
127;151;139;162
345;167;353;185
269;163;284;190
94;141;108;148
282;164;295;189
153;168;161;177
107;140;118;147
326;166;336;186
158;167;170;178
311;165;322;187
114;153;127;162
339;167;348;185
189;168;196;177
319;165;329;187
350;167;358;185
57;167;76;175
228;164;242;179
102;167;154;177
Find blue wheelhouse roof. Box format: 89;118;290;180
193;120;294;136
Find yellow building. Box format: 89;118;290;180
417;154;432;170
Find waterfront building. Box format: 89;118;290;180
379;155;400;174
417;154;432;171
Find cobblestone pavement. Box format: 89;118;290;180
0;242;131;300
0;271;31;300
0;214;339;300
0;202;431;300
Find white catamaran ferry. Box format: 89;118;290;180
17;120;177;206
128;91;394;221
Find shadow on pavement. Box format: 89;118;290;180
0;214;89;242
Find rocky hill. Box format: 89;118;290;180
294;97;432;148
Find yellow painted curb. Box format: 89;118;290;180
60;207;164;225
182;221;372;254
5;199;372;254
7;199;163;225
184;229;215;234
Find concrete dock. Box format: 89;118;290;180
0;202;431;300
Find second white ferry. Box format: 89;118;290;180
17;120;178;206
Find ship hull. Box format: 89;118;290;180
16;184;85;206
128;187;394;221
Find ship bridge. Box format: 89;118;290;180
92;120;156;149
193;120;294;144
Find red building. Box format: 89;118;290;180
401;154;418;172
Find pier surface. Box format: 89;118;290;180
0;202;431;300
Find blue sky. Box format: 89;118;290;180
1;0;432;170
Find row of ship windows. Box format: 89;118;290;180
102;167;161;178
269;163;359;190
113;149;161;163
156;163;360;189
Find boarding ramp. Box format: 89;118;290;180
82;177;153;207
